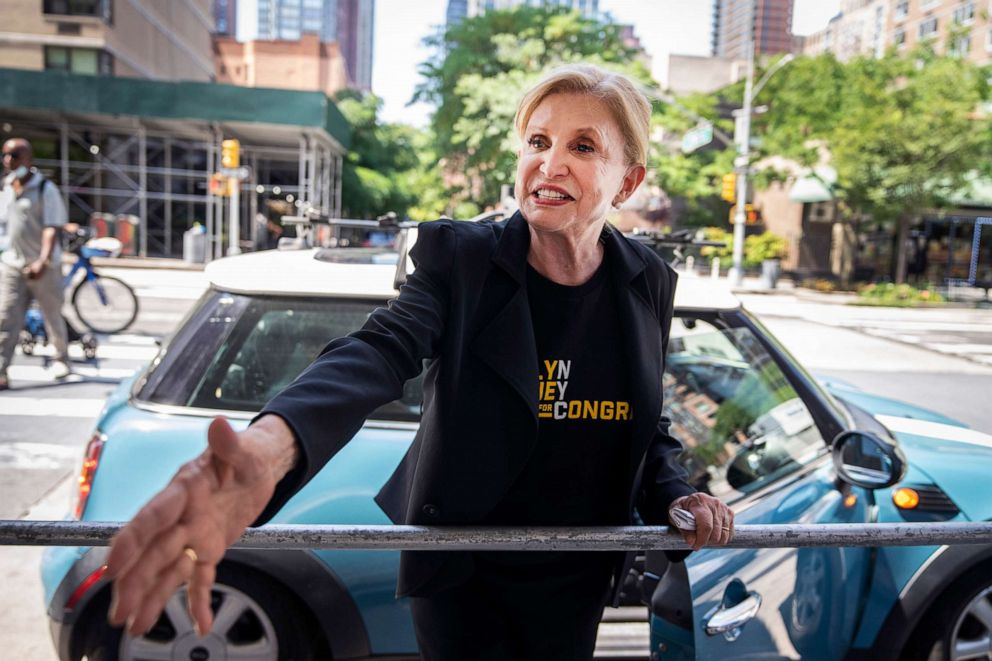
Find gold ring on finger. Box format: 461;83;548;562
183;546;198;564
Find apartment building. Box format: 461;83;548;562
889;0;992;64
214;31;349;96
445;0;600;26
0;0;214;81
801;0;888;60
712;0;795;60
228;0;372;89
802;1;992;65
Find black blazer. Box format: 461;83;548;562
256;212;695;599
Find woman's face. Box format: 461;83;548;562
514;93;644;238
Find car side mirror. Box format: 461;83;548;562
831;430;907;489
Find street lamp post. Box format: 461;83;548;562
729;30;755;287
729;1;794;287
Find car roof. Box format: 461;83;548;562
205;248;741;311
206;248;400;299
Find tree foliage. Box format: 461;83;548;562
414;7;651;205
656;49;991;273
756;50;990;223
334;90;421;219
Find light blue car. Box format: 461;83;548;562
41;243;992;661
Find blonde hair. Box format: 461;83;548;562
514;64;651;167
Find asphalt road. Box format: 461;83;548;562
1;267;991;660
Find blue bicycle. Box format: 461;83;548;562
60;228;139;334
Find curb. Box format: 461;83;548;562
89;257;205;272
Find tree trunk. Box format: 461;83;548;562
894;214;910;284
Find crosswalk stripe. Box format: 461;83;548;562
0;397;106;418
134;286;205;300
94;333;159;346
0;442;80;470
17;343;158;361
5;364;137;382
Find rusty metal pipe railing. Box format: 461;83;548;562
2;521;992;550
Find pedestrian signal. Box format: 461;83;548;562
209;172;230;197
721;173;736;202
728;204;760;224
221;139;240;169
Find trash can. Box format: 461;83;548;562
183;224;207;264
760;259;782;289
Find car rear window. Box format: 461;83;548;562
135;290;423;421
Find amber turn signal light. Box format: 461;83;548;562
892;487;920;510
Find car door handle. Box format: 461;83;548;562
704;591;762;637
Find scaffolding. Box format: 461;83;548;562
0;68;348;259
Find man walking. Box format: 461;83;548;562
0;138;71;390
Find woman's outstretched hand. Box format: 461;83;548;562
105;415;298;637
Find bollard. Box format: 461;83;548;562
711;257;720;280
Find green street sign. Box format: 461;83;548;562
681;123;713;154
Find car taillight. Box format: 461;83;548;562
74;432;105;519
65;565;107;611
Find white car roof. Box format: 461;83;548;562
205;248;400;299
205;248;741;311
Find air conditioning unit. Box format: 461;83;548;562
808;201;835;223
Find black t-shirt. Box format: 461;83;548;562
483;254;633;532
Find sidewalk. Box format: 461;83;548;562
79;256;992;368
732;278;992;367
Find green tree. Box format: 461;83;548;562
656;51;991;281
415;6;650;205
756;50;990;281
334;90;420;219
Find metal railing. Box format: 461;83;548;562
2;521;992;550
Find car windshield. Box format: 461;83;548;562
665;316;828;503
135;290;423;421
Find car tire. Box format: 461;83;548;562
922;565;992;661
76;563;329;661
784;548;844;660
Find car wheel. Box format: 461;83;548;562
784;548;844;660
926;581;992;661
78;564;327;661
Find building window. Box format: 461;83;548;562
918;16;939;39
44;46;113;75
43;0;112;22
949;34;971;55
894;0;910;19
894;28;907;47
987;28;992;51
952;2;976;24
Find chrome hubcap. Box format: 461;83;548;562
951;586;992;661
119;584;279;661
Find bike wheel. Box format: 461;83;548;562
72;276;139;334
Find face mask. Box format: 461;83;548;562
12;166;28;179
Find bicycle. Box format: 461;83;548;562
61;227;140;334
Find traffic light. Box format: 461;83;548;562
720;173;736;203
728;204;760;224
209;172;230;197
221;139;240;169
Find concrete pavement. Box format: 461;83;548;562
99;257;992;370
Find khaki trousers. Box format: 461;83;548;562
0;263;69;376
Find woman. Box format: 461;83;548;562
106;64;733;660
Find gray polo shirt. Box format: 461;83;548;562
0;168;66;269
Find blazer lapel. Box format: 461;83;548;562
604;229;664;481
470;213;539;421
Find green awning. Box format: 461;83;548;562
0;68;350;149
948;171;992;208
789;175;833;203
